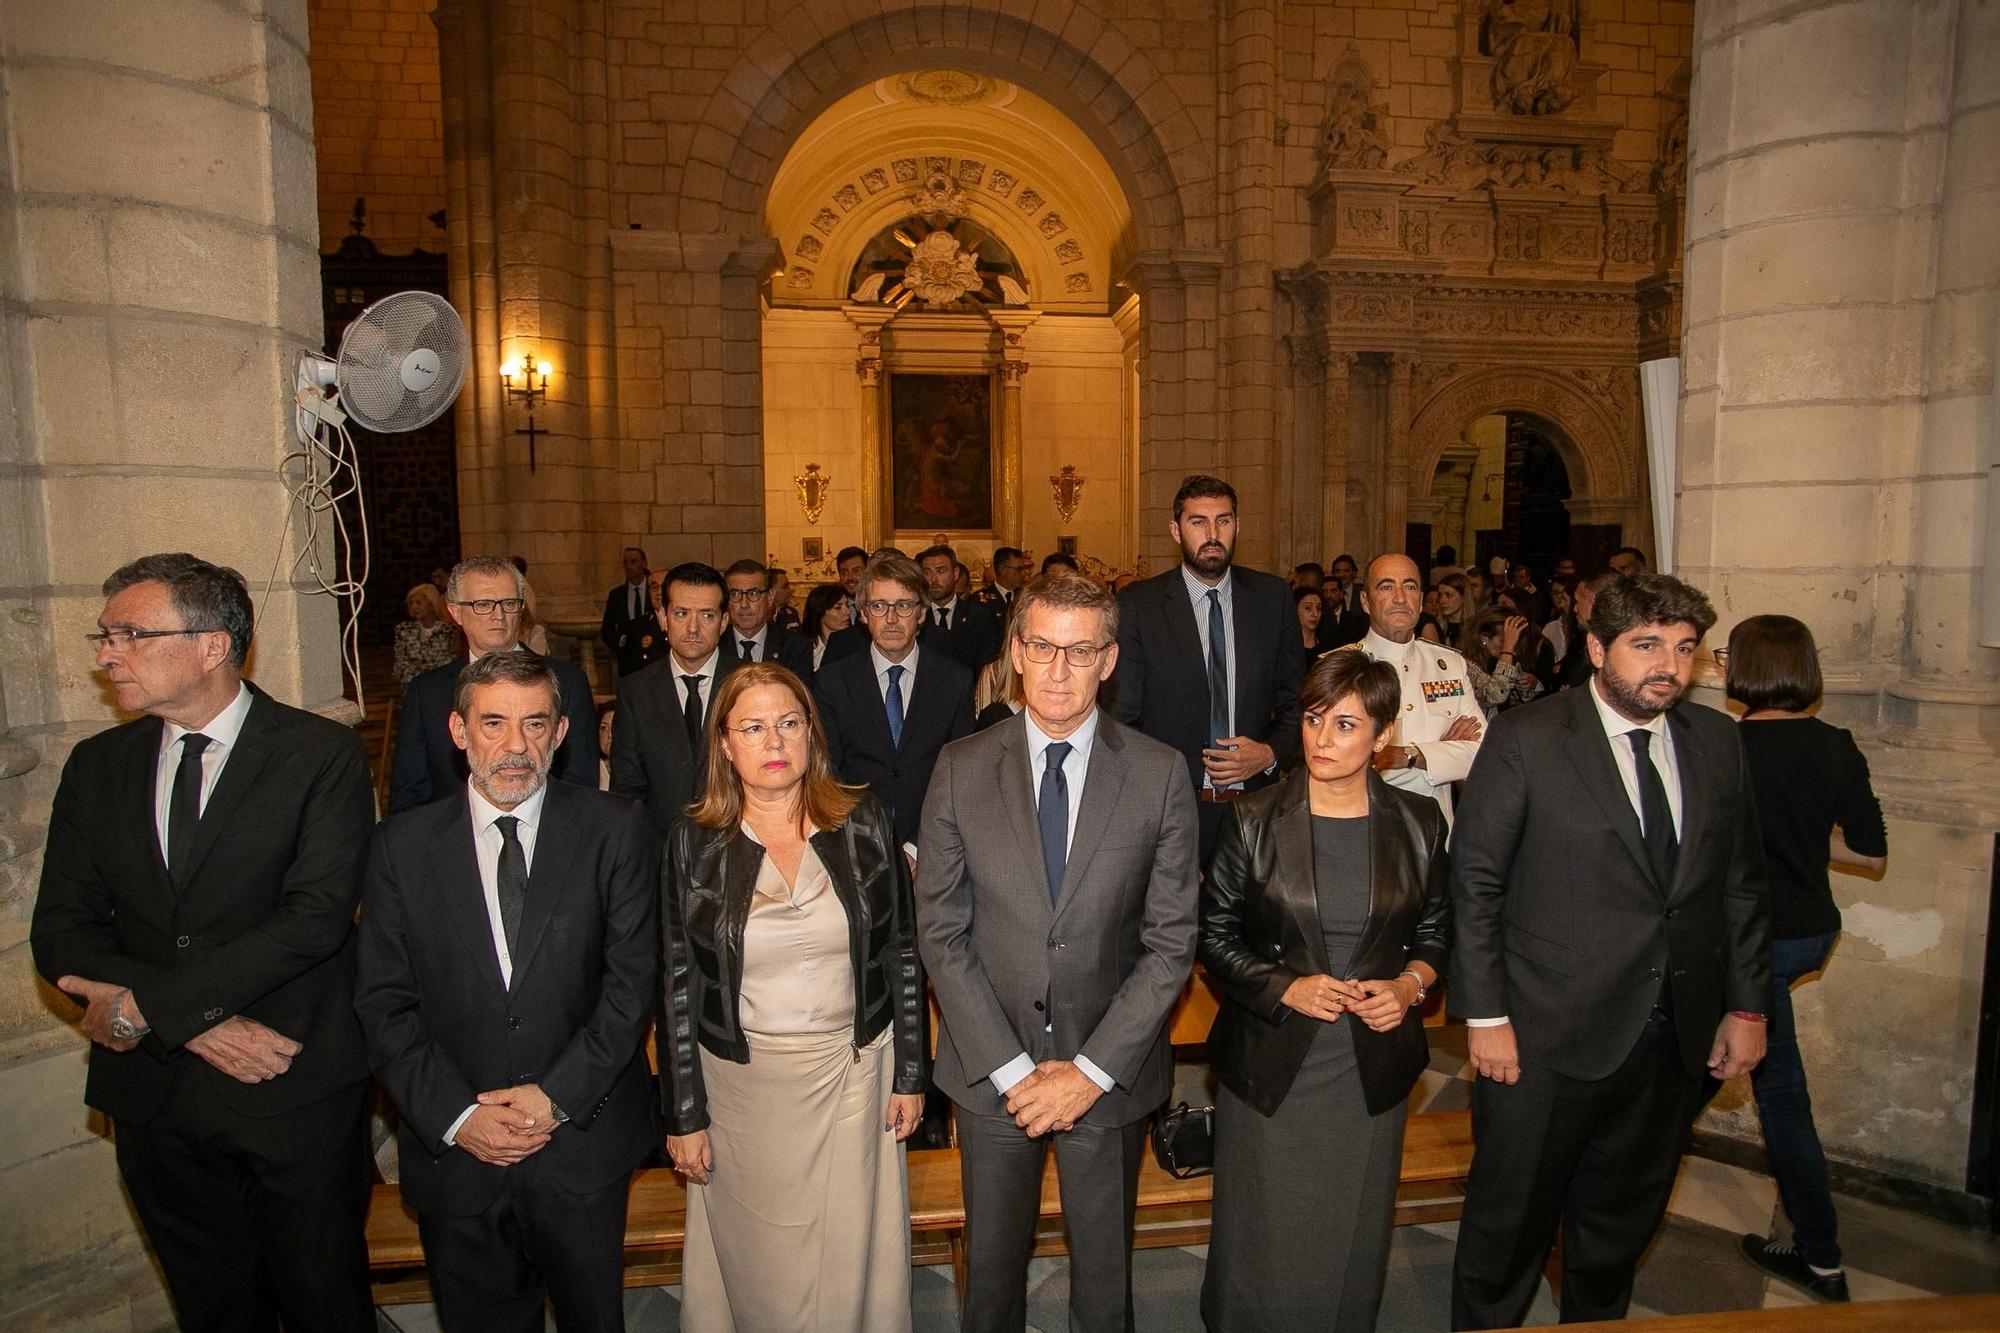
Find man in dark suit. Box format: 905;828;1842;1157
976;545;1033;611
1324;551;1371;644
389;555;596;815
917;542;1003;671
610;561;745;834
835;544;868;622
916;572;1199;1333
599;545;653;676
814;552;975;854
767;564;802;633
32;552;377;1332
356;651;659;1332
1449;574;1771;1328
1108;473;1305;862
720;557;815;678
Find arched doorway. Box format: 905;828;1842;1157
1424;412;1571;575
757;71;1144;586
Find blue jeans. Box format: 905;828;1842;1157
1748;932;1841;1268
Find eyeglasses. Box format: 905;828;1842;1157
85;628;215;651
1710;648;1729;666
453;598;525;615
1018;636;1110;668
862;598;924;619
724;588;767;603
724;715;807;742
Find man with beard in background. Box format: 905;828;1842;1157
1108;474;1305;864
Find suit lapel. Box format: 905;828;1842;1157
507;785;579;995
437;797;509;998
1159;577;1206;683
849;657;898;756
894;654;935;756
1228;576;1262;732
175;689;278;894
1053;716;1127;916
123;717;175;901
992;718;1051;915
1271;773;1333;977
1562;689;1660;891
1664;706;1704;902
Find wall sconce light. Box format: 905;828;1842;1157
1050;464;1084;526
795;462;831;525
499;352;553;470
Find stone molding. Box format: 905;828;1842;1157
1403;362;1635;505
609;231;782;278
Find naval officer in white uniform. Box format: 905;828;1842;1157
1351;553;1483;819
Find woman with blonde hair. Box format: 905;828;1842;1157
392;582;458;684
660;662;929;1332
973;594;1027;727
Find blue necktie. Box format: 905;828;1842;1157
885;664;906;748
1206;588;1229;745
1039;741;1072;905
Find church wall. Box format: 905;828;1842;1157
307;0;446;254
0;0;352;1326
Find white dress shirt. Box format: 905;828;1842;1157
734;624;770;662
987;708;1115;1097
929;595;960;632
673;648;722;720
443;779;548;1145
1466;680;1685;1028
1180;565;1236;742
870;642;919;706
155;682;255;866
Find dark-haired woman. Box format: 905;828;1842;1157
1465;607;1545;716
661;663;929;1331
802;581;851;674
1199;648;1451;1331
1294;584;1330;661
1723;615;1885;1302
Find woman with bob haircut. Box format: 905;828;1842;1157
1198;647;1452;1330
1721;613;1886;1303
659;662;929;1331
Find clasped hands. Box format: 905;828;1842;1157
457;1083;560;1167
1200;735;1275;787
58;975;301;1083
1005;1060;1103;1137
1280;972;1419;1032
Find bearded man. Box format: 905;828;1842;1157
1448;573;1771;1328
356;651;660;1333
1106;473;1305;864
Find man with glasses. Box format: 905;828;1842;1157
33;553;378;1332
916;571;1198;1333
610;561;745;834
977;546;1034;610
814;553;975;854
720;557;814;679
389;555;597;815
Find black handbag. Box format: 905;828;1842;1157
1150;1100;1215;1179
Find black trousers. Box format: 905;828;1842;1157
416;1154;633;1333
114;1075;374;1333
1450;1014;1704;1329
956;1104;1147;1333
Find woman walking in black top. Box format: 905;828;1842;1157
1722;615;1886;1304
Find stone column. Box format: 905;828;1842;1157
1677;0;1998;1191
0;0;343;1323
989;309;1042;550
843;305;895;549
1382;354;1414;557
1219;0;1281;569
1124;252;1225;571
1322;351;1357;564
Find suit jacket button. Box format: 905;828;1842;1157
508;1017;523;1030
176;935;190;948
1033;1000;1045;1012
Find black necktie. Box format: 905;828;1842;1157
933;607;948;632
493;814;527;958
1039;741;1072;905
739;637;757;662
1205;589;1229;745
681;675;703;749
1629;729;1679;887
167;733;212;883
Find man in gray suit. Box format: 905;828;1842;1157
916;572;1200;1333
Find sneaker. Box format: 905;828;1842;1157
1739;1234;1851;1302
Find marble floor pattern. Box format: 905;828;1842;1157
373;1146;2000;1331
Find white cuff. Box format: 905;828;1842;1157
442;1103;478;1147
988;1053;1036;1095
1465;1016;1511;1027
901;841;919;866
1073;1054;1116;1093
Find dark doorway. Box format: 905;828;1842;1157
1502;414;1573;573
320;230;460;650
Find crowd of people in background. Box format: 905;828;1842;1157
32;474;1888;1333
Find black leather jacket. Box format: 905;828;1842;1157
658;794;929;1134
1199;769;1451;1117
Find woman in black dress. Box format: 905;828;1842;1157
1294;584;1330;661
1723;614;1886;1302
1199;649;1451;1331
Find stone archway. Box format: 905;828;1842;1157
1408;365;1632;510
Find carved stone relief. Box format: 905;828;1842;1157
1319;45;1392;171
1483;0;1582;116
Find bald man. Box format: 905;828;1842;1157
1354;554;1484;820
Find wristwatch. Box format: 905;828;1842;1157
1404;745;1422;770
547;1099;571;1125
108;993;146;1042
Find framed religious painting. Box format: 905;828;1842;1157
887;372;996;534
